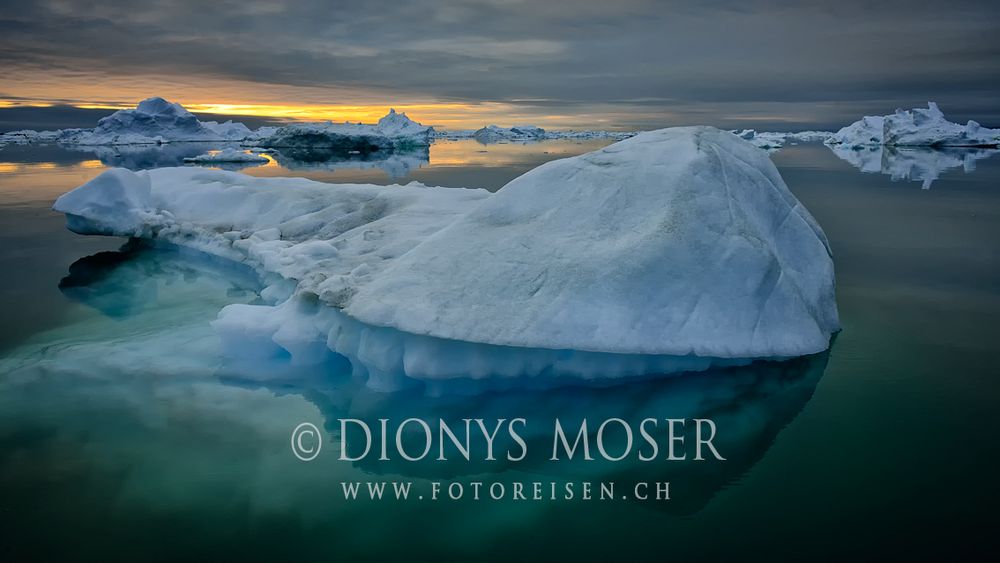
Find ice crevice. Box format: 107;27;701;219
53;126;840;388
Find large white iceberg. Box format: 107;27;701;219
53;126;839;387
826;102;1000;148
258;109;433;150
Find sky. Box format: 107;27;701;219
0;0;998;131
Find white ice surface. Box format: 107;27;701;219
69;97;243;145
346;127;839;359
53;126;838;385
826;102;1000;148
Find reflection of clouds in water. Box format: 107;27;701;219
2;246;831;517
828;144;1000;189
268;146;429;179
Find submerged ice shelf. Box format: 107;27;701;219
53;126;839;388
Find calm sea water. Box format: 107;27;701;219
0;139;998;561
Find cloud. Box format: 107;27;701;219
0;0;998;128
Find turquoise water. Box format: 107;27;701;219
0;140;998;561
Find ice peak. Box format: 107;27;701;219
135;96;191;117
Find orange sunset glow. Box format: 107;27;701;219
0;70;640;130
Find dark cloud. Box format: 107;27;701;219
1;0;998;129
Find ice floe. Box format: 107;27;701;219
53;126;838;387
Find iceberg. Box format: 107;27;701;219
467;125;635;144
472;124;547;143
0;98;275;147
826;102;1000;148
258;109;433;150
549;130;637;141
732;129;786;151
68;97;245;145
201;119;254;141
437;128;635;142
53;126;839;388
731;130;834;152
825;116;886;148
183;147;270;165
0;128;88;145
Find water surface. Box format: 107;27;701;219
0;139;998;561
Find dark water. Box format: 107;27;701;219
0;140;998;561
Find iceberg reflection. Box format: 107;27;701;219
46;243;830;516
267;146;429;178
65;142;246;170
220;347;829;515
828;144;1000;188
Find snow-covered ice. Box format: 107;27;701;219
450;125;635;144
201;120;254;141
258;109;433;150
0;128;88;145
183;147;270;165
53;126;838;387
69;97;248;145
826;102;1000;148
732;130;786;151
732;130;834;152
345;127;838;359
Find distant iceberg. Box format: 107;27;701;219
450;125;635;144
257;109;433;151
732;130;786;151
68;97;251;145
0;97;276;147
826;102;1000;148
731;130;834;152
200;120;254;141
53;126;838;388
472;124;547;143
0;128;88;145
